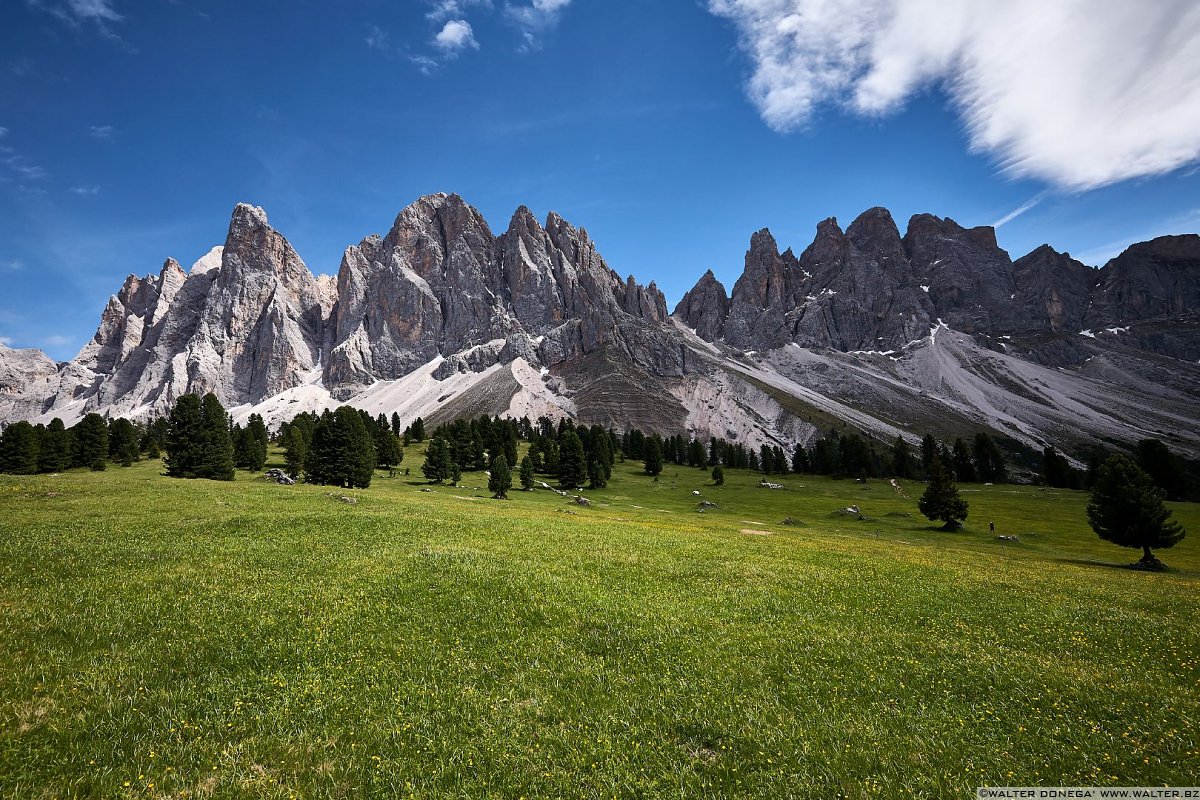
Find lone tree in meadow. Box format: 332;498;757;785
1087;454;1185;569
712;464;725;486
918;455;969;530
489;455;512;499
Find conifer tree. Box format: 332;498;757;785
643;437;663;477
972;432;1006;483
39;418;72;473
918;455;969;530
920;433;938;472
450;463;461;486
197;394;235;481
489;455;512;499
712;464;725;486
374;413;403;470
558;430;586;488
951;438;976;483
588;457;607;489
791;444;809;474
892;435;913;479
411;416;426;442
72;413;109;469
1041;446;1075;489
519;455;535;490
422;435;454;483
282;413;315;477
165;395;205;478
0;421;40;474
108;418;140;467
1088;455;1185;568
308;406;376;488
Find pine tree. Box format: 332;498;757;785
1042;446;1075;488
558;431;586;488
422;435;454;483
588;457;607;489
245;414;269;471
1133;439;1188;501
450;463;461;486
0;421;40;474
891;435;913;479
972;432;1006;483
38;418;72;473
1088;455;1185;568
308;406;376;488
519;455;535;490
374;413;403;470
918;455;969;530
951;438;976;483
791;444;809;474
108;418;140;467
165;395;205;478
391;412;403;438
489;455;512;499
282;413;315;478
71;413;109;469
643;437;663;477
411;416;426;442
920;433;938;472
197;393;235;481
712;464;725;486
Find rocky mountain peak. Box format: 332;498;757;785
673;268;730;341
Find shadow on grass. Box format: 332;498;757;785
1051;556;1195;577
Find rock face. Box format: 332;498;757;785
677;211;1200;362
3;196;1198;462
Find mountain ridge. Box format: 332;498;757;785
2;194;1198;463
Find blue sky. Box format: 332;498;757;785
2;0;1198;361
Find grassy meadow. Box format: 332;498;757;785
1;445;1198;798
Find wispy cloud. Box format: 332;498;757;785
427;0;492;23
708;0;1200;191
0;127;8;138
0;260;24;271
364;23;390;51
28;0;122;27
0;336;13;347
2;153;48;182
87;124;115;140
991;192;1047;228
505;0;572;50
69;184;100;195
43;334;72;347
409;54;440;76
433;19;478;53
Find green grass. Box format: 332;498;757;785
1;447;1198;798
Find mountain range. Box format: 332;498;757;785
2;193;1198;463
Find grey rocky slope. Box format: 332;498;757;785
2;195;1198;462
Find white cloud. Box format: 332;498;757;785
70;184;100;195
43;334;71;347
434;19;478;53
505;0;572;49
0;127;8;137
0;260;23;271
427;0;491;23
29;0;122;26
708;0;1200;191
87;124;114;139
364;24;389;51
0;336;13;347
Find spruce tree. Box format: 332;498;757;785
165;395;205;478
245;414;268;471
411;416;426;442
422;435;454;483
198;394;235;481
450;463;462;486
307;406;375;488
951;438;976;483
972;432;1006;483
892;435;913;478
71;413;109;469
791;444;809;474
374;413;403;470
1042;446;1075;488
1088;455;1185;567
644;437;664;477
712;464;725;486
558;430;586;488
920;433;938;472
588;457;607;489
108;418;140;467
489;455;512;499
0;421;40;474
39;418;72;473
1133;439;1188;501
918;455;969;530
519;455;535;490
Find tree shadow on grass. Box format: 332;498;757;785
1050;556;1194;577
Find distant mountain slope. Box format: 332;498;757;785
2;195;1198;461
